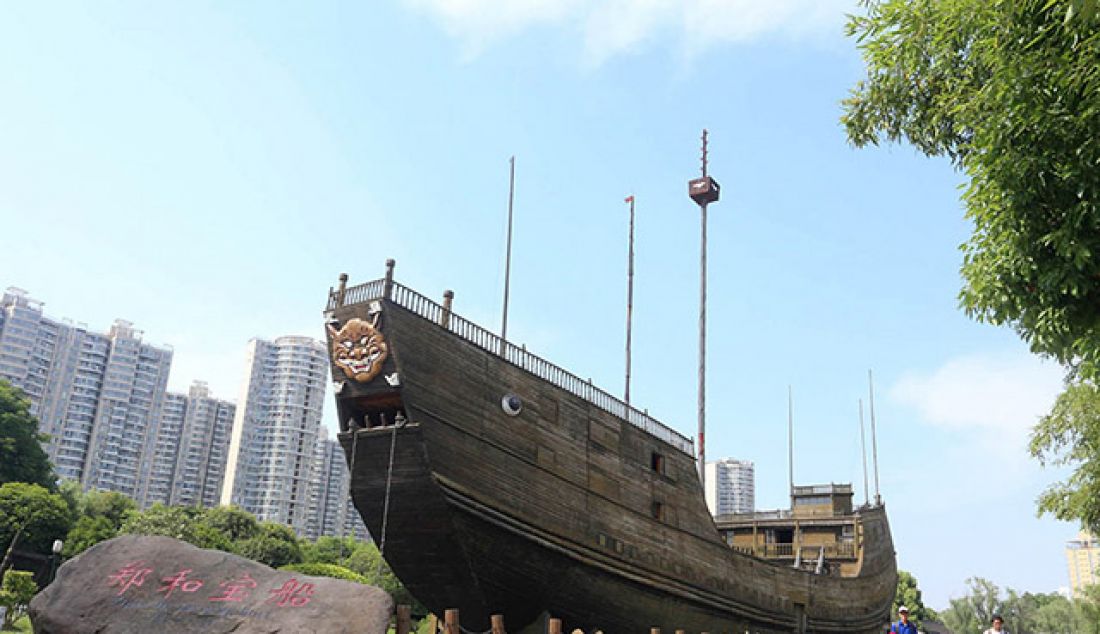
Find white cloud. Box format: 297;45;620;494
889;353;1064;442
404;0;858;63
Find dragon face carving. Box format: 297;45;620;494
327;316;389;383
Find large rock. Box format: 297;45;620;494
29;535;393;634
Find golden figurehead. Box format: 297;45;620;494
328;316;389;383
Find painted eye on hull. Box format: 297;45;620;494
501;394;522;416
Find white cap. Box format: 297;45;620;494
898;606;909;613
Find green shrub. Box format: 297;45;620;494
0;571;37;630
279;562;367;584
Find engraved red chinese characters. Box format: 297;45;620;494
266;578;314;607
106;561;154;596
208;573;259;603
158;569;204;598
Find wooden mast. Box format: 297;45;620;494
625;194;636;406
501;156;516;347
689;130;720;484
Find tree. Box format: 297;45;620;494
344;542;422;611
52;485;137;558
202;506;259;543
300;535;360;566
0;380;55;491
1076;584;1100;634
844;0;1100;531
235;522;302;569
0;483;72;555
941;577;1003;634
1029;382;1100;532
0;570;36;631
893;570;935;630
63;516;117;558
78;489;136;529
118;504;231;552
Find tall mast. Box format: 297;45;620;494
868;369;882;505
501;156;516;346
689;130;720;485
624;194;636;406
788;385;794;499
858;398;870;506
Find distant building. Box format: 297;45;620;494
305;431;369;540
221;336;327;535
143;392;188;506
1066;530;1100;596
704;458;755;516
0;288;172;496
142;381;235;508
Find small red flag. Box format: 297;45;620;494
624;195;634;203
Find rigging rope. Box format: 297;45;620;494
375;413;401;582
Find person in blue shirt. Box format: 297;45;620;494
890;606;918;634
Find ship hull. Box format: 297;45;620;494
329;285;896;633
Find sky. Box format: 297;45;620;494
0;0;1080;609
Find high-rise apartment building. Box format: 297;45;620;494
142;381;236;508
1066;531;1100;596
144;392;188;506
704;458;755;516
222;336;327;535
305;431;368;540
0;289;172;495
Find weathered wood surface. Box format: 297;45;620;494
331;293;896;634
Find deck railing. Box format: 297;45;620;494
730;542;858;560
328;278;695;455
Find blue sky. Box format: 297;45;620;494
0;1;1077;608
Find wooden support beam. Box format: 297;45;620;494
444;609;459;634
548;618;562;634
396;605;411;634
491;614;505;634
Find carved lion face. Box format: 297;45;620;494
327;317;389;383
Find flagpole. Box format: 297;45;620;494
625;194;636;406
501;156;515;347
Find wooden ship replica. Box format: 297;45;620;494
323;260;897;633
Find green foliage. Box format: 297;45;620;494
0;571;37;631
62;515;117;558
118;504;232;552
845;0;1100;376
1029;382;1100;532
300;535;360;566
235;522;302;569
0;483;72;555
941;577;1003;634
279;562;368;583
78;489;136;529
845;0;1100;532
202;506;259;542
0;380;56;491
893;570;935;630
939;576;1099;633
415;616;436;634
344;542;422;611
55;485;138;557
